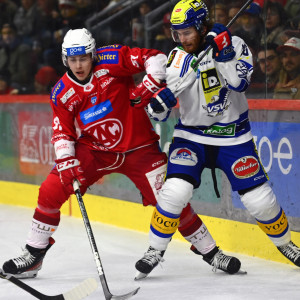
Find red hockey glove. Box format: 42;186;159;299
130;74;166;108
55;156;86;194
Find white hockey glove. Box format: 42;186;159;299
130;74;166;108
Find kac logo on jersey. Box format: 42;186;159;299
80;99;113;125
170;148;198;166
91;96;97;104
51;80;65;106
67;46;86;56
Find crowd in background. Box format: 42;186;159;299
0;0;299;99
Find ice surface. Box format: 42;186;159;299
1;204;300;300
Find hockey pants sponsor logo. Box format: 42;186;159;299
170;148;198;166
232;156;260;179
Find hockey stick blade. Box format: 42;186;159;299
0;269;98;300
105;286;140;300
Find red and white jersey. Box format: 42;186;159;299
50;45;167;157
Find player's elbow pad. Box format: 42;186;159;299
228;78;249;92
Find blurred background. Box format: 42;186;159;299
0;0;299;99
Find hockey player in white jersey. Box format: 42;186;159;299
135;0;300;278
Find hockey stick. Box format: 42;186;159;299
73;180;140;300
173;0;254;95
0;269;98;300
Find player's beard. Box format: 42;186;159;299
182;33;205;54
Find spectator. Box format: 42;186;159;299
130;1;152;47
0;23;33;91
261;2;289;46
13;0;39;45
257;43;282;94
0;0;18;29
232;2;263;50
274;37;300;99
228;1;243;34
0;72;14;94
153;12;175;55
210;3;229;26
284;0;300;19
34;66;59;94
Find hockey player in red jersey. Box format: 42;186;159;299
2;28;240;279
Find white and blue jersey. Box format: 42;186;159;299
149;36;254;146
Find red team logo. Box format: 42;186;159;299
86;118;123;149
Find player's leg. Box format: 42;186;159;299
129;141;241;278
220;139;300;267
2;143;105;278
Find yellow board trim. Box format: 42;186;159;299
1;180;300;265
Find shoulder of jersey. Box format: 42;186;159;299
95;44;124;66
50;74;74;106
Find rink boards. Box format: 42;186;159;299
0;179;300;266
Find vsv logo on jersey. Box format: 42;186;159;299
51;80;65;106
67;46;86;56
202;86;231;117
80;99;113;125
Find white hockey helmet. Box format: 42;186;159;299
62;28;96;67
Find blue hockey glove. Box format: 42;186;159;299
206;23;236;62
150;87;177;113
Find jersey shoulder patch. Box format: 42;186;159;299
167;49;178;68
51;79;65;106
95;45;121;65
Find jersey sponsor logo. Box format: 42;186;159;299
201;68;221;104
67;46;86;56
174;51;185;69
96;51;119;65
231;156;260;179
203;123;236;136
60;87;75;104
86;118;123;149
80;99;113;125
170;148;197;166
94;69;109;78
167;50;177;68
51;80;65;106
100;77;114;90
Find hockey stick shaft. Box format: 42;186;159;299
0;269;97;300
73;181;140;300
174;0;253;95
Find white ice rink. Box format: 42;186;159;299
1;204;300;300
